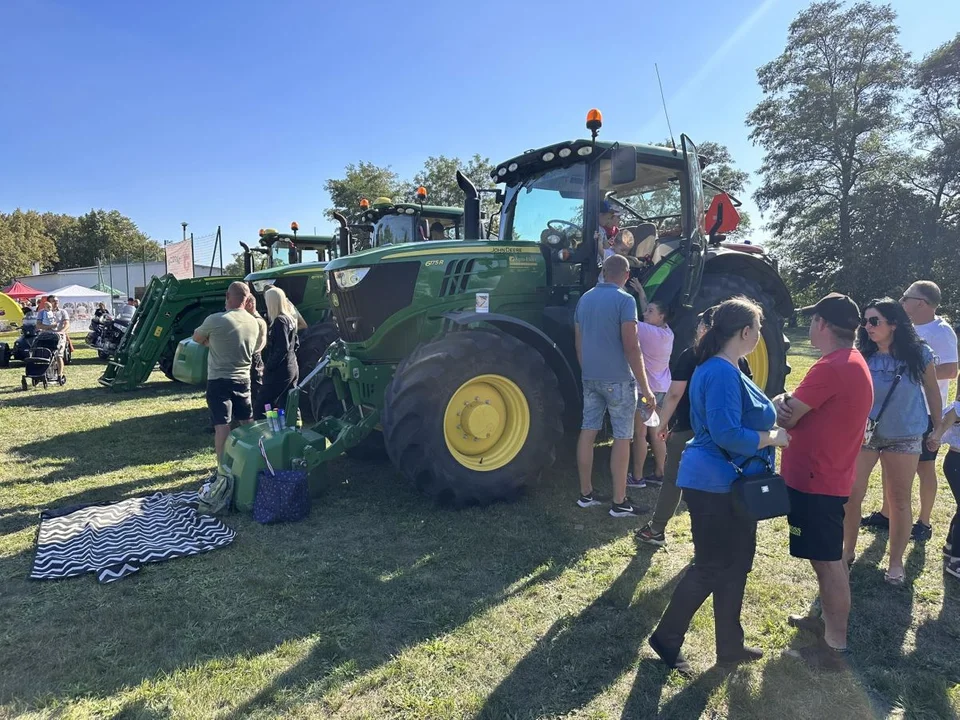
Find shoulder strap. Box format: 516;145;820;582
873;364;904;424
718;446;775;475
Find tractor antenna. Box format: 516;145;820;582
655;63;676;152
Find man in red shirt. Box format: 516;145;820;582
772;293;873;670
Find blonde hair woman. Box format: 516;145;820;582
254;286;301;420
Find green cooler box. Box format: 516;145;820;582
222;422;326;512
173;338;208;385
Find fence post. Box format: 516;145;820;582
190;233;195;278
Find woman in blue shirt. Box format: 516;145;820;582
650;297;790;675
845;298;941;585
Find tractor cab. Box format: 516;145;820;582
358;195;467;248
493;119;717;309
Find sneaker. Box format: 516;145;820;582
787;614;825;637
626;472;647;488
577;491;607;508
860;511;889;529
643;474;664;486
636;522;666;547
783;641;850;672
610;497;648;517
910;521;932;542
946;558;960;579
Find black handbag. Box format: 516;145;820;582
723;451;791;521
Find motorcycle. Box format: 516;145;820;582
86;314;130;360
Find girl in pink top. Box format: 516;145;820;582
628;279;675;486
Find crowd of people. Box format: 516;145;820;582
576;254;959;674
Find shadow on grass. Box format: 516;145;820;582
7;408;210;485
0;381;199;410
0;465;636;714
0;468;204;538
474;549;678;719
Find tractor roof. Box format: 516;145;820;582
491;139;683;186
359;203;464;224
258;232;336;248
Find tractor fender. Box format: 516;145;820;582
703;250;794;318
441;310;581;422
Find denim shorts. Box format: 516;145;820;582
582;379;638;440
862;434;923;454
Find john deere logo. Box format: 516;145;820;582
332;294;340;307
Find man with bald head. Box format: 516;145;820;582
575;253;655;518
193;281;265;462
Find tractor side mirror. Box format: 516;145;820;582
705;193;740;237
611;146;637;186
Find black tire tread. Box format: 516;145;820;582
382;329;563;507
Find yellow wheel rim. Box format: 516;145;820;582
443;374;530;471
745;334;770;393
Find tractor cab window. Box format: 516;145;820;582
419;216;462;241
600;160;686;266
502;165;585;249
269;240;297;267
373;214;415;247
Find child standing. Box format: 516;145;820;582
628;279;674;487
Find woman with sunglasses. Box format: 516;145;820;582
844;298;942;585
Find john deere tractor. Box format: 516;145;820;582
100;220;349;391
223;111;792;507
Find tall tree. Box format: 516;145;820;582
324;161;401;221
53;209;162;269
403;154;499;233
747;1;909;293
0;210;59;285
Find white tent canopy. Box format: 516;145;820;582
39;284;112;306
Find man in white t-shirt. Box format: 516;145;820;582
900;281;958;541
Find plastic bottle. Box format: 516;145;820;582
277;409;286;430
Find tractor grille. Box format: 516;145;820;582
329;261;420;343
438;259;476;297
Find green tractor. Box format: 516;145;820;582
100;221;349;391
223;112;792;507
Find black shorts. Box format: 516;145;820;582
206;378;252;427
920;416;937;463
787;487;847;562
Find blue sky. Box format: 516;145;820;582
2;0;957;259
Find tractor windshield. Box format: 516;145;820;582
602;162;684;238
373;212;462;247
502;165;586;243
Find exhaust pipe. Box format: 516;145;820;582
333;211;350;257
457;170;481;240
239;242;253;276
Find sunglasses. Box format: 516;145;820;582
860;316;883;327
900;295;927;304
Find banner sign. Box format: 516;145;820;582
165;239;193;280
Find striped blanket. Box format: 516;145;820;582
31;491;235;583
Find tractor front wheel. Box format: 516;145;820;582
297;322;341;422
382;330;563;507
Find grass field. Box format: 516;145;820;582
1;329;958;719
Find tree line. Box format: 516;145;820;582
0;209;161;286
748;2;959;318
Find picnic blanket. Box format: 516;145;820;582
31;491;235;583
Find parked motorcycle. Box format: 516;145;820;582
86;314;130;360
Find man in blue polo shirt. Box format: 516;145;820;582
575;254;655;517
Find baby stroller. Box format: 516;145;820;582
21;331;67;390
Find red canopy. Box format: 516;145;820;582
2;280;43;300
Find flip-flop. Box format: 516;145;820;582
884;570;905;586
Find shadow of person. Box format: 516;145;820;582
475;549;677;719
635;664;732;720
903;572;960;717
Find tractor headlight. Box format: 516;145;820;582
334;267;370;289
252;279;276;293
546;234;562;245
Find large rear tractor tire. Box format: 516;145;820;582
672;273;790;396
382;329;563;507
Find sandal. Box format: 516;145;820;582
883;570;905;586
